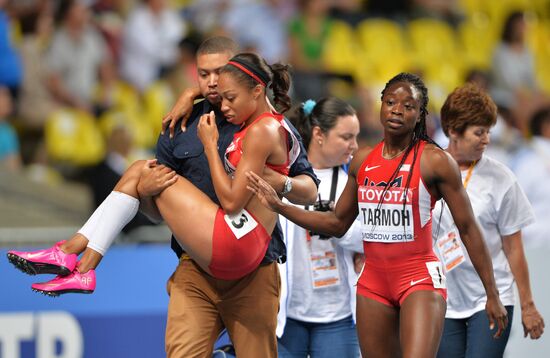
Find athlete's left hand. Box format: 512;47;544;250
198;111;219;150
486;295;509;338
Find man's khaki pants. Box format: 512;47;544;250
165;258;280;358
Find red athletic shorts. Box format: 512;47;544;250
357;257;447;307
208;208;271;280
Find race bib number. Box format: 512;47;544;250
223;209;258;239
426;261;446;289
309;238;341;289
357;185;414;243
436;230;466;272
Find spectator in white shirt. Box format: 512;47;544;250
511;107;550;250
277;97;363;358
120;0;186;92
434;83;544;358
47;0;111;112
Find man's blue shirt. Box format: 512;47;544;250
156;99;318;264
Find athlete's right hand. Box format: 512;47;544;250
486;295;509;338
246;171;284;213
161;89;196;138
137;159;178;197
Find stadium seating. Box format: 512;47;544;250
98;108;156;150
143;80;176;137
322;20;362;78
45;109;105;166
407;18;465;92
94;81;141;115
356;18;411;84
528;19;550;93
458;16;497;69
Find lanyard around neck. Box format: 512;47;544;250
462;160;477;189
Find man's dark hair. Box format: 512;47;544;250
197;36;239;57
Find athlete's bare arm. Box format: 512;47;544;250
502;231;545;339
262;167;317;205
161;89;317;205
201;113;280;215
248;146;372;237
421;144;508;337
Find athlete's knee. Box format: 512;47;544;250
127;160;147;176
113;160;145;192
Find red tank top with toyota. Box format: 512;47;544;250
356;140;438;265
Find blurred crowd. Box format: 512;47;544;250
1;0;550;245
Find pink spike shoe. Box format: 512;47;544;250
7;240;77;276
32;269;96;296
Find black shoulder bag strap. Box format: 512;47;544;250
305;166;340;210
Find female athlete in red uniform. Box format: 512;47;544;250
8;52;301;293
247;72;508;357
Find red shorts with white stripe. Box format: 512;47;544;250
208;208;271;280
357;256;447;307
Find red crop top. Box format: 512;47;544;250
224;112;299;176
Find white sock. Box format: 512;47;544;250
78;191;139;256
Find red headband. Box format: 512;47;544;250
227;61;267;87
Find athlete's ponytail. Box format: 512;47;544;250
268;63;291;113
